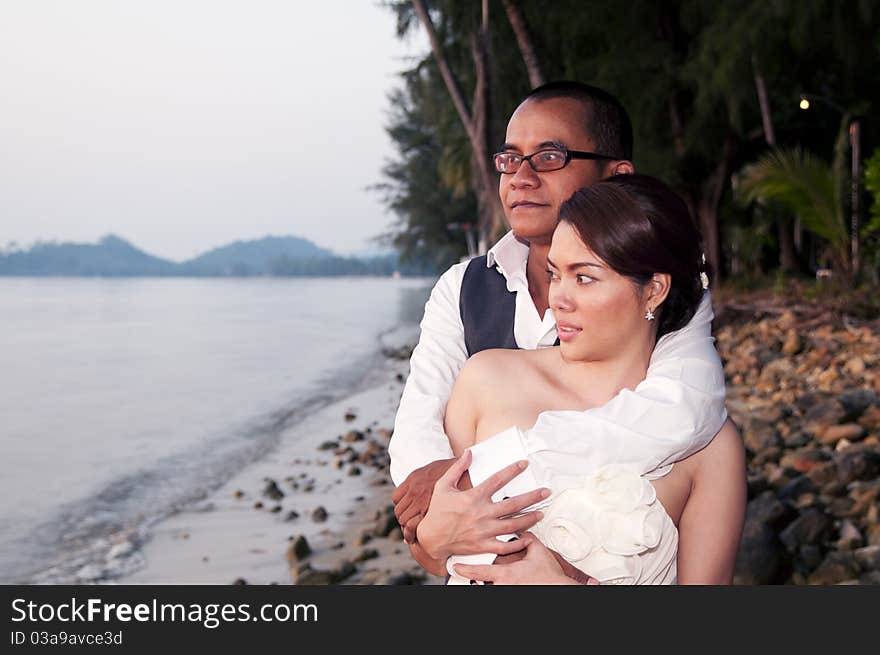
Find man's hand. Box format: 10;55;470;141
392;457;460;544
414;450;550;560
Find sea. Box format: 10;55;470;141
0;276;433;583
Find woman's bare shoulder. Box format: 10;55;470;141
691;418;746;480
460;347;543;379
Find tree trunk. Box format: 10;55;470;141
412;0;503;255
690;135;737;286
501;0;544;88
753;61;799;273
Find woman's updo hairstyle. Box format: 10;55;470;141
557;173;709;339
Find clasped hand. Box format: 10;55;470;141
414;450;551;560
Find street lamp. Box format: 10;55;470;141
799;93;862;275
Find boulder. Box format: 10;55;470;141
733;519;788;585
834;447;880;484
838;389;878;420
807;551;860;585
779;509;831;551
819;423;866;446
262;479;285;501
742;420;782;454
285;536;311;564
854;545;880;571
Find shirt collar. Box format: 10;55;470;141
486;231;529;284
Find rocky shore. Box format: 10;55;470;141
717;295;880;585
119;289;879;586
278;291;880;586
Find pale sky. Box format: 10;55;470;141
0;1;425;260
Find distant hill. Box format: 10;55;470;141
180;235;332;276
0;235;174;276
0;234;439;277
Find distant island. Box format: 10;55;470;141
0;235;439;277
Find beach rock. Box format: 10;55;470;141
807;551;859;585
834;447;880;484
819;423;865;445
838;389;878;420
293;565;337;586
348;465;361;476
803;399;847;437
805;461;840;488
854;545;880;570
782;330;802;356
253;502;264;510
354;548;379;563
286;536;311;564
734;519;788;585
373;508;400;538
859;405;880;431
342;430;365;443
827;497;856;519
319;440;339;451
285;510;299;521
780;448;829;473
344;411;357;422
270;505;282;513
782;431;811;448
742;420;782;453
836;520;863;550
355;532;373;547
336;560;357;581
777;476;817;502
780;509;831;551
752;446;782;465
262;479;285;501
233;578;247;585
311;506;328;523
381;571;425;585
844;357;866;376
746;473;770;498
858;570;880;585
233;490;245;499
746;491;793;528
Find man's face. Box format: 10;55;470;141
499;97;608;245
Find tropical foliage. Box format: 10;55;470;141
377;0;880;283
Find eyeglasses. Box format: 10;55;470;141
492;148;618;174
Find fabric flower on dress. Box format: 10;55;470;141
530;465;670;584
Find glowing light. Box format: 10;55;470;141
799;98;810;110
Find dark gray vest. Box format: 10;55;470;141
459;255;518;356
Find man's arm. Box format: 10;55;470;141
389;261;472;539
389;261;469;485
467;293;728;489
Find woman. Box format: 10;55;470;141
411;174;746;584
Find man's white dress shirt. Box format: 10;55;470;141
389;230;727;490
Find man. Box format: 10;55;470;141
389;81;727;565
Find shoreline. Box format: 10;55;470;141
114;345;443;586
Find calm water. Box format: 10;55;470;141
0;276;431;583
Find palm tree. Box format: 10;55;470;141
737;125;852;277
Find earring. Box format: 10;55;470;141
645;308;655;321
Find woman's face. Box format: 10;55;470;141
547;220;652;363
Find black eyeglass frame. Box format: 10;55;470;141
492;147;619;174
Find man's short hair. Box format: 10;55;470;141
525;81;633;161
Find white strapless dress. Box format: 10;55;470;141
446;432;678;585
